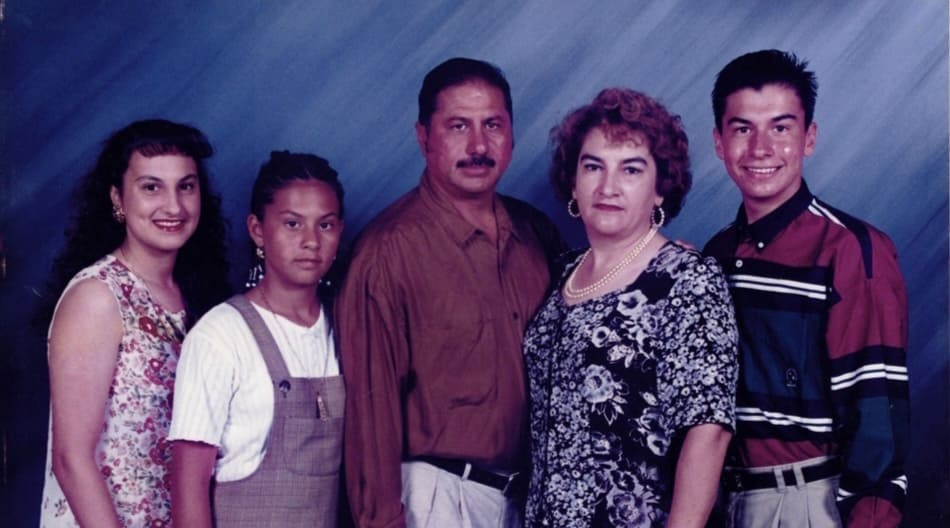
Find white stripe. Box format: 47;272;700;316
831;371;909;391
809;201;845;227
836;476;907;501
729;279;828;300
831;363;908;384
836;487;854;501
831;364;909;391
729;273;827;293
891;475;908;492
736;406;834;433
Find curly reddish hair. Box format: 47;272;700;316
549;87;692;221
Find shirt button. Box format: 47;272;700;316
756;242;765;249
512;312;520;320
735;259;743;268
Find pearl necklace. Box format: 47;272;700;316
563;225;658;300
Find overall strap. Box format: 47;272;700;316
225;294;291;381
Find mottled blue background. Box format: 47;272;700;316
2;1;947;525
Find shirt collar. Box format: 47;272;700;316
418;171;517;248
734;181;813;251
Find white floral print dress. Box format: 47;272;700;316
524;242;738;527
40;255;183;527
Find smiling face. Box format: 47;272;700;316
415;80;513;202
248;179;343;291
573;127;663;245
714;83;817;222
110;151;201;257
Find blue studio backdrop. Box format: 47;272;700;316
2;1;947;526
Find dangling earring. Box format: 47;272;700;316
245;246;265;289
112;204;126;224
567;198;581;218
651;205;665;229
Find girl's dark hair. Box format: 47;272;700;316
36;119;231;330
249;151;345;301
250;150;344;221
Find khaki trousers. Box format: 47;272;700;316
401;461;522;528
727;457;842;528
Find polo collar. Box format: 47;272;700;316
734;181;813;251
418;171;517;248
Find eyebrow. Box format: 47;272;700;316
726;113;799;126
132;173;197;182
579;153;648;165
275;210;340;219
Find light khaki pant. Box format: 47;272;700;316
401;461;522;528
727;457;842;528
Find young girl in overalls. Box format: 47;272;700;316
169;151;346;527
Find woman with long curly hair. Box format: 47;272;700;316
38;119;231;527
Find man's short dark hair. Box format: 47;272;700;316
417;57;513;128
712;49;818;131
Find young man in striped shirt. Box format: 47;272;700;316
703;49;909;527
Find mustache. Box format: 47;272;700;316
456;155;496;168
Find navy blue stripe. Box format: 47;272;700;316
829;345;906;378
739;391;835;419
724;258;833;312
722;258;831;284
814;199;874;279
832;378;909;401
736;420;836;443
729;287;826;312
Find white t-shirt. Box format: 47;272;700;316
168;300;339;482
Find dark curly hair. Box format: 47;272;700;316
549;87;692;221
36;119;232;330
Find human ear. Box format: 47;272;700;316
804;122;818;157
109;185;122;210
415;122;428;156
712;127;725;160
247;213;265;249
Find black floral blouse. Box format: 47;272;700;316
524;242;738;527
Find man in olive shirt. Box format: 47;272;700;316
336;57;564;528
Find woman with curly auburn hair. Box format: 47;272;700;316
38;119;231;527
523;88;738;527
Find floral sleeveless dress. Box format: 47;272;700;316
40;255;184;527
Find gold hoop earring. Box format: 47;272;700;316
651;205;665;229
567;198;581;218
112;204;126;224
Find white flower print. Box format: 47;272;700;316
524;243;738;527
